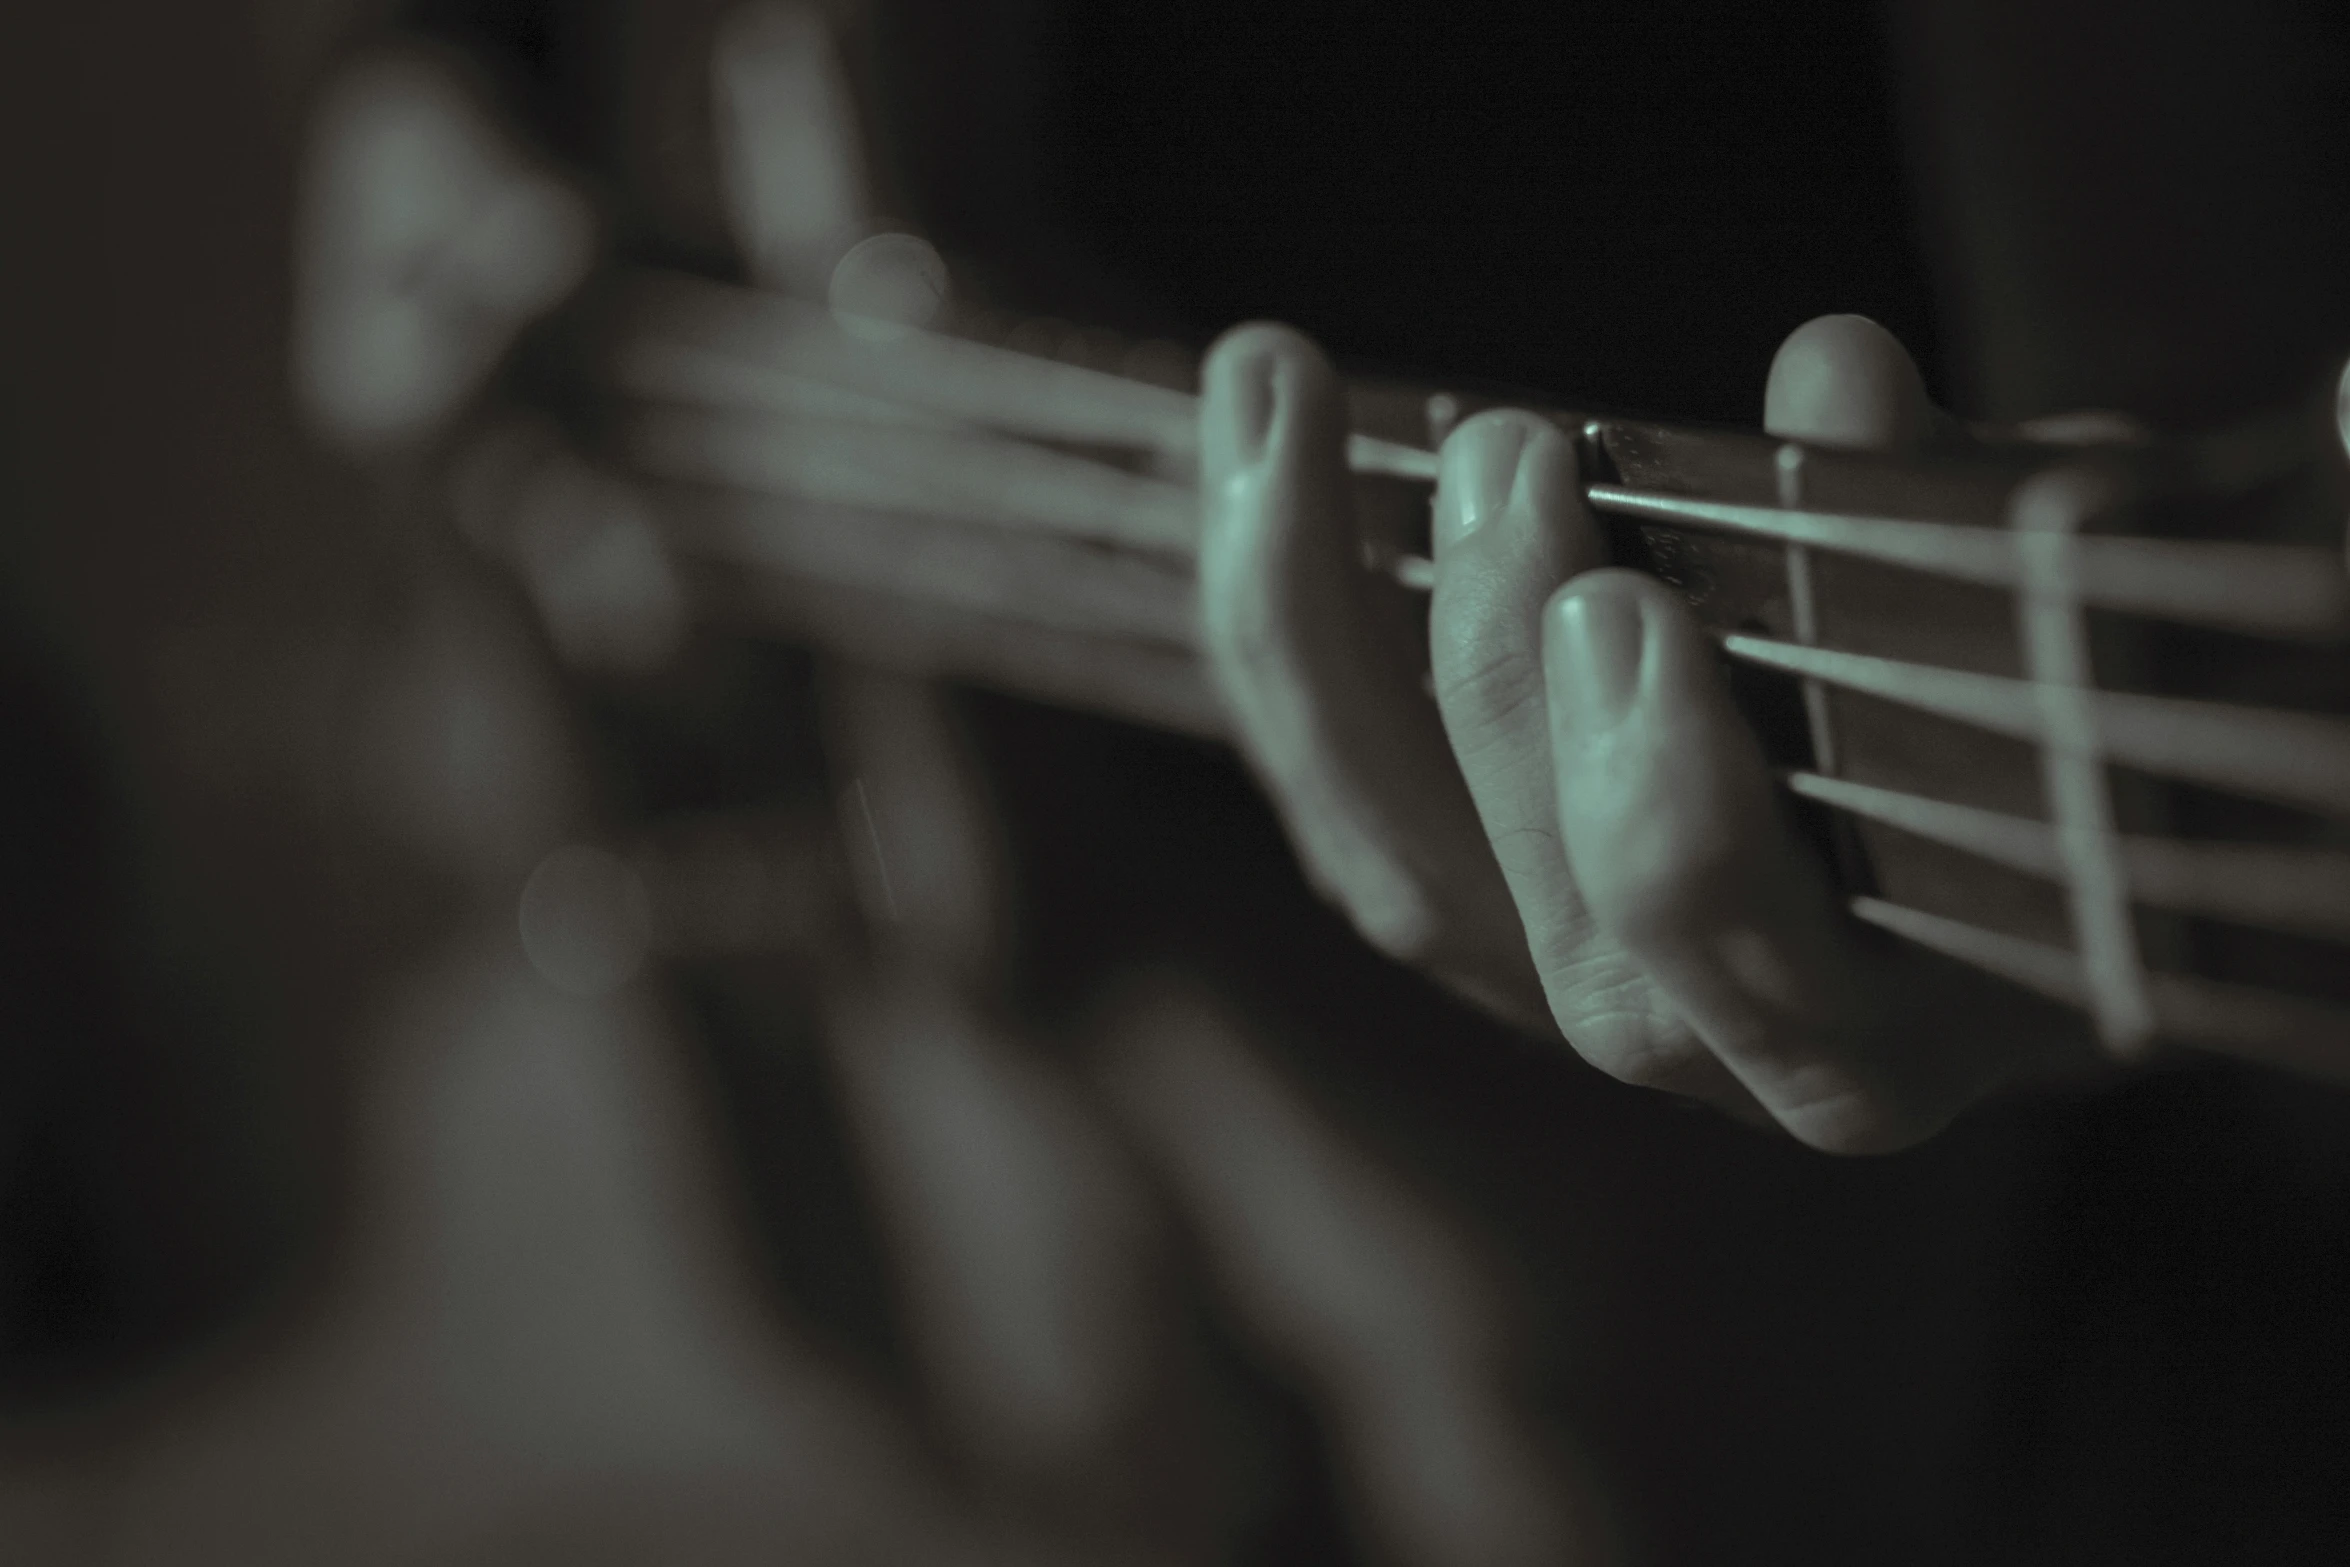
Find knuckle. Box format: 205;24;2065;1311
1541;954;1703;1090
1774;1090;1936;1157
1431;640;1545;749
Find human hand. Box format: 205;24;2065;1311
1198;316;2101;1154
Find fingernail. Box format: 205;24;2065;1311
1552;588;1645;726
1434;418;1529;549
1218;346;1279;469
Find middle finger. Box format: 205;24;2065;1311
1428;412;1762;1110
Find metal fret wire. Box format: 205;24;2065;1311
2011;470;2155;1056
1774;444;1839;775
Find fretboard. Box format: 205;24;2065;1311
476;271;2350;1081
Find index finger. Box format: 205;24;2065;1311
1197;324;1549;1025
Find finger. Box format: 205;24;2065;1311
1198;325;1544;1023
1096;974;1623;1567
1544;570;1977;1153
825;979;1172;1505
1428;412;1761;1109
823;664;1010;986
1757;315;2029;1141
295;55;593;452
1545;316;2052;1148
1763;314;1941;449
1769;315;2149;454
713;1;873;294
821;669;1182;1519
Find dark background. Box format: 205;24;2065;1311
868;0;1943;424
879;6;2350;1563
6;3;2346;1563
759;5;2350;1561
417;1;2350;1560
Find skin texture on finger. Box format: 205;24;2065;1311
1428;413;1762;1111
1198;325;1549;1027
1543;571;1950;1151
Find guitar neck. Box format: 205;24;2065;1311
470;266;2350;1080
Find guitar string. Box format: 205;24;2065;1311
657;494;1199;649
626;273;1441;480
616;365;2349;640
1786;771;2350;941
1774;443;1881;908
615;286;2350;641
1581;490;2348;639
651;470;2350;923
625;400;1200;556
1851;898;2350;1084
683;557;1226;741
1724;633;2350;819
